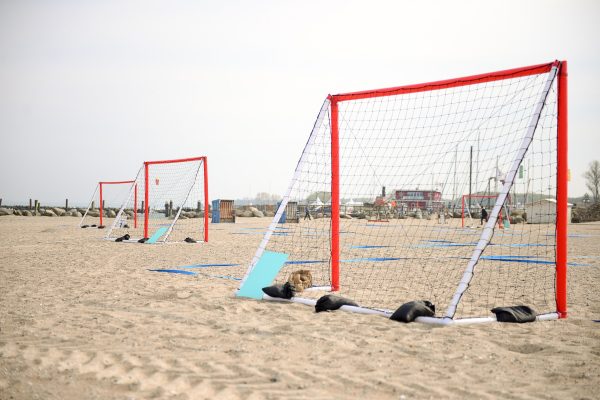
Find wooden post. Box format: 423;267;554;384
34;200;39;213
0;198;2;207
65;199;69;210
197;201;201;213
29;199;32;210
91;201;95;211
169;200;173;217
165;202;169;217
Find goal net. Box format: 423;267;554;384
461;194;505;228
80;180;136;229
107;156;209;243
239;61;568;324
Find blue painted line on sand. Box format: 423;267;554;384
148;269;197;276
179;263;241;269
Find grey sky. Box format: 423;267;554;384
1;0;598;206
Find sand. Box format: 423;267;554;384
1;216;599;400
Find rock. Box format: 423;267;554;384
43;209;56;217
249;207;264;218
71;210;82;217
125;210;135;217
52;208;66;216
183;211;197;218
340;213;352;219
107;209;116;218
13;209;22;216
0;208;13;216
238;210;253;217
512;216;523;224
22;210;32;216
87;211;100;217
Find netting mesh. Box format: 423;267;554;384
80;181;135;228
107;158;207;243
245;64;561;320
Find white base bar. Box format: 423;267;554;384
261;295;561;325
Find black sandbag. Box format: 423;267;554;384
262;282;295;299
315;294;358;313
91;224;97;227
115;234;130;242
97;225;105;229
81;225;89;228
390;300;435;323
184;237;197;243
123;224;130;228
491;305;536;323
138;237;148;243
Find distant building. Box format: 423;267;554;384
394;189;443;211
525;198;572;224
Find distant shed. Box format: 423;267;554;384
525;198;572;224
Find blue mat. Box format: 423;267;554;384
342;257;404;263
147;227;169;244
237;251;289;299
148;269;197;276
350;245;392;249
179;263;240;269
479;256;590;266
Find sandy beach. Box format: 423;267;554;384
1;216;599;399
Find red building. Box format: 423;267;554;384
394;189;443;211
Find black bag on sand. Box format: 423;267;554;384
262;282;295;299
97;225;105;229
184;237;197;243
138;237;148;243
491;305;536;323
81;225;89;228
115;234;130;242
390;300;435;323
315;295;358;313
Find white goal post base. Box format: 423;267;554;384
259;294;560;325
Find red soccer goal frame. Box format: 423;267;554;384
143;156;209;242
327;61;568;318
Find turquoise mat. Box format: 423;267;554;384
147;226;169;244
236;251;289;299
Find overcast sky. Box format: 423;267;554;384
1;0;598;206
